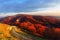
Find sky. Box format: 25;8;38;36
0;0;60;16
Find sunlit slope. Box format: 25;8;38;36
0;23;18;40
0;23;45;40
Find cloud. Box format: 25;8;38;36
0;0;60;17
0;0;57;13
1;3;60;17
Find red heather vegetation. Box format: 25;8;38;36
0;14;60;40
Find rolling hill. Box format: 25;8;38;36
0;14;60;40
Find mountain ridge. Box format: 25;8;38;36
0;14;60;40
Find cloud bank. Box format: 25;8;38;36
0;0;60;17
0;0;57;13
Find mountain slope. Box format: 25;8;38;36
0;14;60;40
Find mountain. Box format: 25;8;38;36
0;14;60;40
